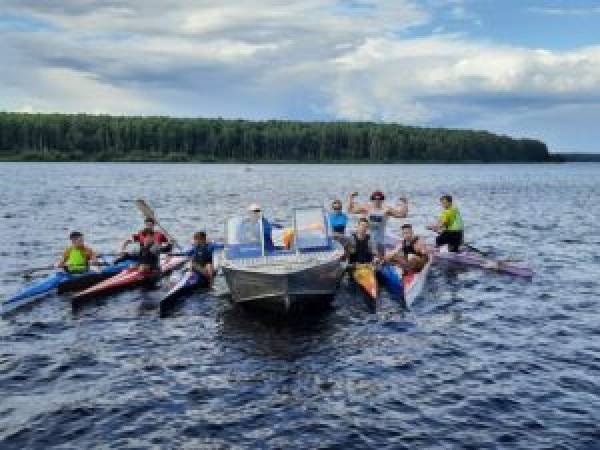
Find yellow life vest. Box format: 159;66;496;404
65;246;89;273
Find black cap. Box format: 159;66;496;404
69;231;83;239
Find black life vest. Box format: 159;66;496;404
192;244;213;268
349;233;373;264
402;236;425;258
138;244;160;269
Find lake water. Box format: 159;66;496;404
1;162;599;448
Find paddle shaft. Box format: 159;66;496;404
9;261;112;278
135;199;181;250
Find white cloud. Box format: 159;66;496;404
1;0;600;150
529;6;600;16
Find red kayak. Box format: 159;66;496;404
71;256;187;305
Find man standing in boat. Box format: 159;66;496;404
242;203;283;252
347;191;408;257
384;224;428;273
427;194;464;252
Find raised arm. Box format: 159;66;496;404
385;197;408;219
347;192;368;215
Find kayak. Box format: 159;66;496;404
431;248;533;278
159;270;210;316
402;259;432;307
1;260;135;316
71;256;188;305
376;263;403;303
376;259;432;308
351;264;378;306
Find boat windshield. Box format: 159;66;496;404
225;215;264;259
294;207;330;252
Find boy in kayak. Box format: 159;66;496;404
348;191;408;257
427;194;464;252
172;231;217;285
347;218;379;265
116;217;173;266
56;231;99;273
384;224;429;273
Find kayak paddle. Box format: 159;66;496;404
134;199;182;250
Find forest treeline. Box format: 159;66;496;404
0;112;552;162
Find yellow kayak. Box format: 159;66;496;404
352;264;378;302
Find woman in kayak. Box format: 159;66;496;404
347;191;408;257
427;194;464;253
55;231;99;273
384;224;428;273
171;231;217;286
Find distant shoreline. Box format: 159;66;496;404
0;112;552;163
0;157;572;164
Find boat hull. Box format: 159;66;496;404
223;258;344;313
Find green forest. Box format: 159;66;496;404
0;112;552;162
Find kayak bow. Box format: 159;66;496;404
159;270;210;316
351;264;378;307
1;260;135;316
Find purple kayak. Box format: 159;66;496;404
431;249;534;278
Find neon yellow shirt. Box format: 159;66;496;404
440;206;464;231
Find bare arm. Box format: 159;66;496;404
385;198;408;219
347;192;368;215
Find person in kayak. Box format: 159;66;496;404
329;199;348;236
116;217;173;265
348;191;408;257
347;218;379;265
385;224;429;272
56;231;99;273
427;194;464;252
171;231;217;285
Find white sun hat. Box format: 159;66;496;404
247;203;261;212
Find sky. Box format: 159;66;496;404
1;0;600;152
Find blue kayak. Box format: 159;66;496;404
1;260;135;316
376;263;404;303
159;270;209;316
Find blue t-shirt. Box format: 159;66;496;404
329;212;348;234
176;242;220;264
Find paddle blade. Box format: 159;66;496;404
135;199;156;220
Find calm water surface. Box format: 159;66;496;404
1;163;599;448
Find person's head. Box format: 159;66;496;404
357;217;369;235
193;231;207;244
401;223;414;240
370;190;385;207
247;203;261;221
144;217;155;231
69;231;84;246
440;195;453;209
331;199;342;212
